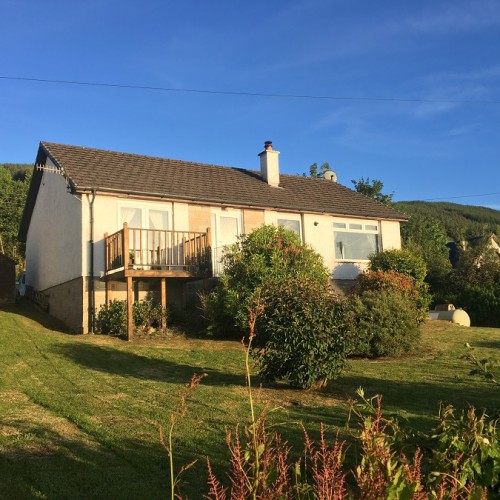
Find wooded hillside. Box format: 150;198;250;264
394;201;500;241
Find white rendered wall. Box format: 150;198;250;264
26;167;83;291
380;220;402;250
79;193;402;282
82;195;175;277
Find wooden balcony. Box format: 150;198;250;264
104;223;212;279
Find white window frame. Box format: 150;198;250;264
333;219;379;262
277;213;302;239
118;203;171;231
211;208;243;276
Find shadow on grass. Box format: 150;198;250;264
1;301;71;333
0;421;178;499
327;374;500;422
472;339;500;349
51;342;244;387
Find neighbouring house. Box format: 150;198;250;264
446;233;500;267
18;141;408;337
0;252;16;304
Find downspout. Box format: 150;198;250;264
87;189;97;333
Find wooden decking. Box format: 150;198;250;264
104;223;212;279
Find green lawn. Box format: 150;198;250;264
0;303;498;499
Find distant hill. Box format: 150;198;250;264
1;163;32;181
394;201;500;241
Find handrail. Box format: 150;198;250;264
104;225;211;276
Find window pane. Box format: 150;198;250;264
278;219;300;235
333;222;346;229
365;224;378;231
121;207;142;228
220;216;238;240
335;231;378;260
149;210;168;230
349;223;363;230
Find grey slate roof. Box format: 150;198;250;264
19;141;407;241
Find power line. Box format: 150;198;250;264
1;75;500;105
422;192;500;201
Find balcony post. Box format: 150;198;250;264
126;276;133;341
123;222;129;268
206;226;211;248
104;232;109;272
161;278;167;328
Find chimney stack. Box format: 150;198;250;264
259;141;280;187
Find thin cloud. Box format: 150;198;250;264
404;1;500;34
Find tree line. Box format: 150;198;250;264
0;163;31;268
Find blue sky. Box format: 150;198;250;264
1;0;500;208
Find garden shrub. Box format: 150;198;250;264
201;225;330;338
97;299;127;335
455;283;500;328
201;225;351;388
252;276;351;389
97;297;167;334
430;405;500;494
355;269;431;323
133;298;167;332
348;290;420;358
369;248;427;285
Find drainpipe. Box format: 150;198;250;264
88;189;97;333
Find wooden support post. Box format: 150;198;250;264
206;227;212;276
104;232;109;272
161;278;167;328
123;222;129;268
127;276;133;341
206;226;211;247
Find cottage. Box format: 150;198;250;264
18;141;407;337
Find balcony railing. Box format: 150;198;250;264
104;223;212;276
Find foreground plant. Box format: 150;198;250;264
206;295;347;498
164;300;497;498
160;372;207;499
463;342;498;386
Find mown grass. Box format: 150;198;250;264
0;303;498;499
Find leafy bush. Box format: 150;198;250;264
355;269;431;323
97;299;127;335
436;245;500;327
369;248;427;285
133;298;167;332
252;277;350;389
199;284;239;338
201;225;330;338
430;405;499;494
201;225;351;388
453;283;500;328
348;290;420;358
97;297;167;334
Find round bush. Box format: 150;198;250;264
348;290;421;358
369;248;427;285
202;225;330;338
355;270;430;323
252;276;350;389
